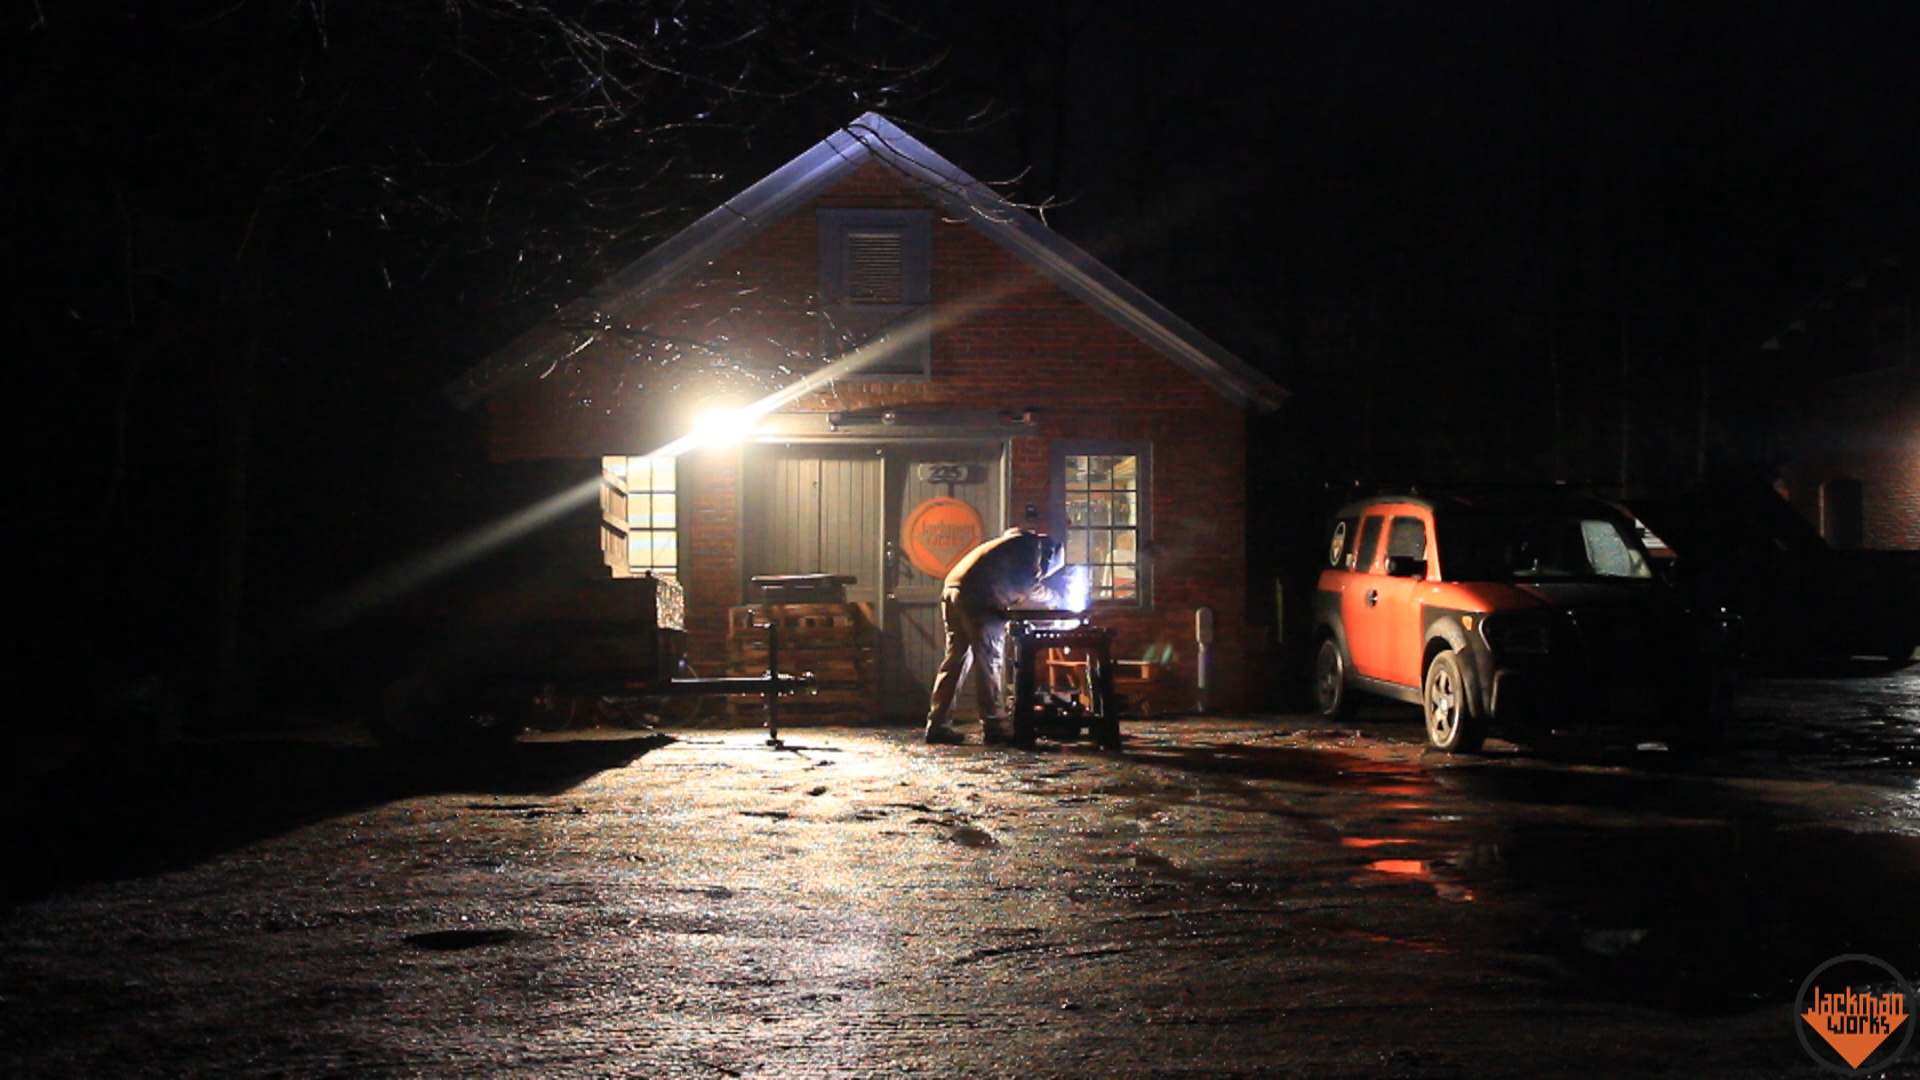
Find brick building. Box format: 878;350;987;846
447;114;1286;720
1752;242;1918;550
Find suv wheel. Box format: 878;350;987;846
1423;650;1485;753
1314;637;1355;719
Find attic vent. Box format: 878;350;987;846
818;208;931;380
846;231;904;302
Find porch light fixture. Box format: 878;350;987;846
690;405;757;448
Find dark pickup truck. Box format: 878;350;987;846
1628;477;1920;669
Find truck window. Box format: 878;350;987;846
1388;516;1428;560
1437;510;1654;581
1354;515;1385;574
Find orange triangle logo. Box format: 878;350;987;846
1802;986;1909;1069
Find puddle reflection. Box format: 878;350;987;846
1127;741;1436;795
1357;855;1478;903
1116;723;1918;1013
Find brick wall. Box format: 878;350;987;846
1779;367;1920;549
676;449;741;676
487;161;1259;709
1760;263;1919;551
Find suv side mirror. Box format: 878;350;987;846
1384;555;1428;579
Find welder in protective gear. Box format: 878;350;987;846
925;528;1069;745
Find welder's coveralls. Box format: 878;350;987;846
925;528;1067;738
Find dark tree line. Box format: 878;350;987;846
913;0;1918;489
9;0;939;723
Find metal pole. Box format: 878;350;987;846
764;615;783;748
1195;607;1215;714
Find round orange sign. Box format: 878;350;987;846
901;497;987;578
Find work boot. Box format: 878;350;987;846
924;724;965;745
982;722;1016;746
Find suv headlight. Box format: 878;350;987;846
1484;616;1552;656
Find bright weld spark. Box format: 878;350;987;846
1061;564;1090;613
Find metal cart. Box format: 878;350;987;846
1005;613;1121;750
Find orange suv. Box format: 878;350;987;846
1312;491;1738;753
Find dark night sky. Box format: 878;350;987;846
903;0;1920;526
10;1;1918;707
918;2;1917;365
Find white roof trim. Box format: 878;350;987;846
448;112;1286;411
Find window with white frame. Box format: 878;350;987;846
1057;445;1148;605
817;208;931;379
601;455;678;578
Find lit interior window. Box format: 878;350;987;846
1063;454;1139;601
601;455;678;578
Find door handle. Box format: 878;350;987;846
1366;589;1379;607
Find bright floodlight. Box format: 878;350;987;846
691;406;756;448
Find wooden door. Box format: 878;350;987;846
740;441;1004;721
741;446;886;608
879;443;1005;720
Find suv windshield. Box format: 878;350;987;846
1437;510;1652;582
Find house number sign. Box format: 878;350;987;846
901;496;987;577
915;463;974;485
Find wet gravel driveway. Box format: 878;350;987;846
3;669;1916;1078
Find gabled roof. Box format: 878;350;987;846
1757;241;1909;352
446;112;1286;411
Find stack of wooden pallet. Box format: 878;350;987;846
727;602;877;724
1113;659;1174;717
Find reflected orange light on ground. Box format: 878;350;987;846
1360;857;1478;903
1366;859;1430;876
1364;783;1430;799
